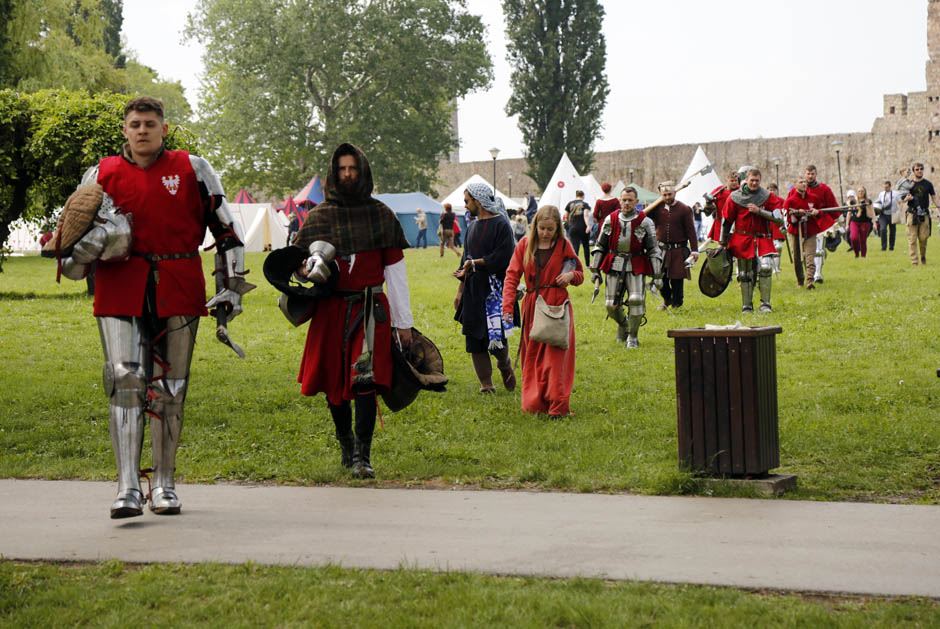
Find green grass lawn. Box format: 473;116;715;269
2;560;937;628
1;245;938;502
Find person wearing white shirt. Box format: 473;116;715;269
875;180;898;251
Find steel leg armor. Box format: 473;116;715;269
814;235;825;282
758;255;774;312
604;272;629;344
148;316;198;515
624;274;646;348
737;258;756;311
98;317;147;519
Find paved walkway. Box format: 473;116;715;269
1;479;937;597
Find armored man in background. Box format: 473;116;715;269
293;144;413;479
54;97;252;518
719;167;784;312
590;187;663;348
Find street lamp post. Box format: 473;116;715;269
489;147;500;195
831;140;844;205
507;174;512;198
627;166;635;184
770;156;781;189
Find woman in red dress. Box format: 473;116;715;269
502;206;584;418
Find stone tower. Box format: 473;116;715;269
928;0;940;137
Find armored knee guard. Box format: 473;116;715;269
625;275;645;347
98;317;147;519
814;235;825;280
148;316;198;515
758;256;774;310
737;258;756;310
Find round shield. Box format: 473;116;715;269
698;247;733;298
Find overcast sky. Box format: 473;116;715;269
124;0;930;163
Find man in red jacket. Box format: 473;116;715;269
802;164;839;284
720;167;785;312
703;169;741;244
60;96;252;519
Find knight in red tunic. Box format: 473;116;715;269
703;170;741;244
59;97;252;519
803;164;840;284
293;144;412;479
589;187;663;348
719;167;785;313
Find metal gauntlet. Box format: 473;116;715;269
207;200;254;320
304;241;337;284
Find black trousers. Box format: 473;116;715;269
661;277;685;307
568;227;591;268
878;214;896;251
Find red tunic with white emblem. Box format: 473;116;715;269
784;189;836;238
93;150;209;318
800;182;839;236
298;248;403;406
599;211;654;276
721;192;784;259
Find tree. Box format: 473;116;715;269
503;0;609;189
0;89;197;269
186;0;492;196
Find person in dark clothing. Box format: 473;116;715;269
454;183;517;394
564;190;592;268
524;191;538;223
439;203;460;257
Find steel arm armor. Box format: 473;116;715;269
757;207;784;225
61;166;132;280
639;217;663;278
590;216;612;272
191;156;254;319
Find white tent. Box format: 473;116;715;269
579;173;604;208
201;203;289;252
610;180;626;198
676;146;722;209
675;146;722;240
538;152;586;210
439;175;522;213
3;218;42;253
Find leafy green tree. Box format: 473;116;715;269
187;0;492;196
503;0;609;188
0;89;197;269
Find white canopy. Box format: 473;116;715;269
676;146;722;209
579;173;604;208
201;203;289;252
3;218;42;252
439;175;522;212
610;180;626;198
538;152;586;210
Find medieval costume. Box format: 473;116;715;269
590;204;663;348
704;182;737;243
645;182;698;308
502;235;583;417
456;184;517;392
56;145;250;519
804;179;839;283
783;186;834;289
721;184;785;312
294;144;412;479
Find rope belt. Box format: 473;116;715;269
134;251;200;284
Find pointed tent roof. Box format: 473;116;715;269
675;146;722;209
294;174;325;206
233;189;256;204
579;173;604;207
538;152;585;209
375;192;443;215
625;182;660;205
610;180;626;197
439;175;522;212
278;196;300;215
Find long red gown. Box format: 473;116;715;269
501;237;584;416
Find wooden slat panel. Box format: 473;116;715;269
740;337;760;474
689;338;706;471
727;338;745;475
714;339;732;475
701;339;721;474
674;337;693;468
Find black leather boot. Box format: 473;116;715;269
329;402;355;468
352;393;376;479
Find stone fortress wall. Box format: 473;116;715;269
436;0;940;204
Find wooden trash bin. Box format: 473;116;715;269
666;326;782;477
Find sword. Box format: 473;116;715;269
214;303;246;359
591;275;602;304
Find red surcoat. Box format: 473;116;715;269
599;211;653;275
707;185;733;241
722;192;784;259
297;248;403;406
795;183;839;236
93;150;209;318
